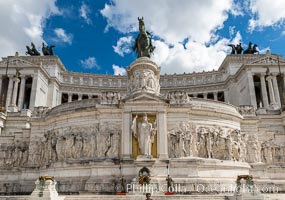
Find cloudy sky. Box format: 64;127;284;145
1;0;285;75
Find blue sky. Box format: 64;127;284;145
1;0;285;75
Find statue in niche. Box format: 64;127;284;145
133;17;155;58
131;114;156;156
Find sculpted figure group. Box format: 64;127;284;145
0;139;29;168
166;91;190;104
168;123;261;162
25;42;55;56
228;42;259;55
101;91;120;104
128;70;159;94
28;123;120;165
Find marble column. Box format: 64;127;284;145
29;74;38;111
5;76;14;110
266;76;276;105
193;94;198;98
247;71;257;108
203;93;207;99
58;92;62;105
68;93;72;103
122;112;131;159
214;92;218;101
158;111;168;159
224;90;229;103
89;78;93;86
0;76;3;98
78;94;82;101
260;74;269;108
18;75;26;110
272;75;281;107
88;94;92;99
11;77;20;106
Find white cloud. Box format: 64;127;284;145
248;0;285;31
113;36;133;56
54;28;73;45
101;0;233;44
152;32;242;74
79;2;92;25
80;57;99;69
0;0;60;57
101;0;240;74
229;26;235;37
112;64;126;75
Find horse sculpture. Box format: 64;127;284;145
42;42;56;56
228;43;243;55
26;43;40;56
132;17;155;58
243;42;259;54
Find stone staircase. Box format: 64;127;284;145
1;194;285;200
0;195;228;200
64;195;229;200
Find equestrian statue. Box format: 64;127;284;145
133;17;155;58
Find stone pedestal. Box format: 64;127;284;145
29;178;65;200
8;105;18;112
229;192;264;200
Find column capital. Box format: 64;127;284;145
20;74;27;79
13;77;20;82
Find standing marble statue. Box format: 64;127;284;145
131;114;156;156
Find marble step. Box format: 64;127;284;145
64;195;228;200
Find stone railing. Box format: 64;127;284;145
190;98;242;118
48;98;100;116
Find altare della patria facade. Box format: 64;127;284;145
0;18;284;200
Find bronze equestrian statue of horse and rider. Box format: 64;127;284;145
133;17;155;58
